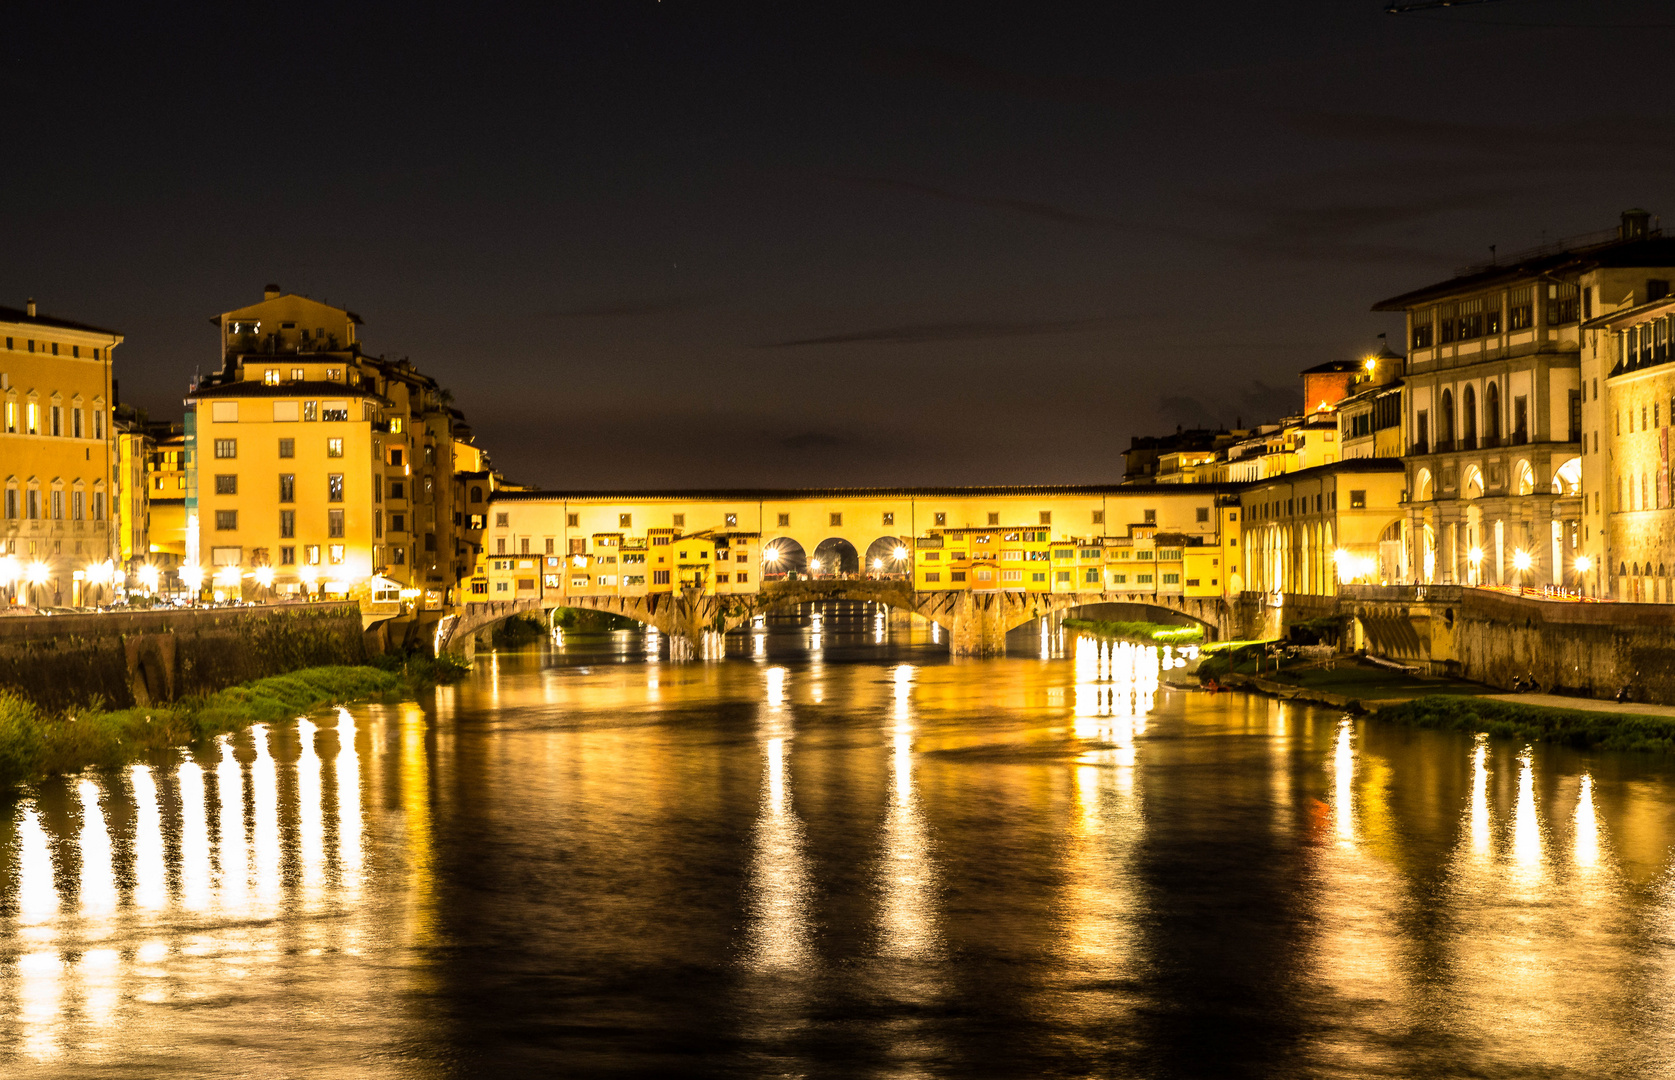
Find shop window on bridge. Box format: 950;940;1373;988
1092;510;1104;525
471;581;488;595
778;513;791;526
543;575;560;588
830;512;842;527
653;570;670;584
1085;569;1099;583
726;513;738;526
924;572;941;582
1110;573;1127;584
882;512;894;526
988;513;1001;525
1163;573;1180;584
1350;490;1366;509
950;571;965;582
934;512;947;526
1137;574;1153;584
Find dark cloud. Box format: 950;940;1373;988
780;431;856;451
759;317;1114;348
839;174;1134;230
544;293;729;319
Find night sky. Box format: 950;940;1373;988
7;2;1674;489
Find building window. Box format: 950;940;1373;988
564;511;577;526
2;490;14;519
215;509;237;530
494;512;509;527
280;510;295;538
26;490;39;519
1144;509;1156;523
279;474;295;502
1349;489;1366;509
278;438;294;458
328;510;344;538
1196;507;1209;522
214;439;236;458
1092;510;1104;525
726;512;739;527
72;409;82;438
71;491;83;520
322;401;349;422
620;513;633;528
303;401;318;422
392;546;405;565
279;545;295;564
1162;573;1180;584
987;512;1001;525
1546;282;1580;325
329;545;345;564
673;513;686;527
302;545;320;565
263;369;280;385
214;474;237;495
50;491;63;519
653;570;671;585
777;513;791;527
94;492;103;521
1509;286;1533;330
327;437;344;458
830;512;843;527
934;512;947;526
328;474;344;501
1411;307;1433;349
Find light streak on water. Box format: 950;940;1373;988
130;764;167;910
78;777;116;916
178;758;212;911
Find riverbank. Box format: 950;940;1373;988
1375;694;1675;754
0;654;469;788
1062;617;1203;644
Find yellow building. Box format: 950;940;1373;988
1239;459;1406;595
188;286;475;607
0;300;124;608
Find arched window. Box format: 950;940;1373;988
1551;456;1581;495
1514;459;1535;496
1440;389;1455;447
1415;467;1433;501
1462;385;1477;447
470;486;483;503
1484;383;1501;443
1463;464;1484;498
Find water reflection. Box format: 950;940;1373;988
6;608;1675;1075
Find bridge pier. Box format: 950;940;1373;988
946;593;1012;658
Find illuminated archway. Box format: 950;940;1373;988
761;537;807;578
1463;464;1484;499
1551;456;1581;495
811;537;859;577
1415;467;1433;502
1514;459;1535;496
863;536;908;576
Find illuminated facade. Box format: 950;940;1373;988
0;300;124;607
1380;211;1675;590
1238;460;1406;595
187;286;474;605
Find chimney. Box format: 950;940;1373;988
264;283;282;300
25;298;36;318
1621;208;1652;240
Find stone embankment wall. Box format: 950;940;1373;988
0;603;367;712
1347;585;1675;703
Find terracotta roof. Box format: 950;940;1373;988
0;305;122;337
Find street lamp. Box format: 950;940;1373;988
1467;546;1484;586
26;560;50;608
137;563;160;594
1574;553;1593;597
0;555;16;605
180;563;204;604
809;557;822;577
1513;548;1532;591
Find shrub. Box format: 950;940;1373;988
0;690;47;790
1379;695;1675;754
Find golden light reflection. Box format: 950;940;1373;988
1574;773;1600;871
1468;735;1490;859
1512;748;1543;880
216;736;247;909
400;703;437;945
879;666;939;959
743;735;813;970
16;804;60;923
298;718;326;904
337;707;364;894
130;765;167;910
1332;718;1355;846
178;757;212;911
77;947;121;1029
252;725;282;912
78;777;117;916
17;949;64;1061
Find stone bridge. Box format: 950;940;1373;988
438;582;1230;659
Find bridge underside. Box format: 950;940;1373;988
440;583;1227;658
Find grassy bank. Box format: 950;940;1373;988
1377;695;1675;754
0;655;470;789
1062;618;1203;644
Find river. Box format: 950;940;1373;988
4;601;1675;1078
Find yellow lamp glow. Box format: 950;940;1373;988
893;545;909;561
1513;549;1533;573
1575;554;1594;574
0;555;16;585
27;561;50;587
1468;547;1484;565
254;566;275;588
872;558;884;570
180;564;204;590
137;564;160;591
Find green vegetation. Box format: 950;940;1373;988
1378;695;1675;754
552;607;641;633
493;613;551;647
1063;618;1203;644
0;660;468;790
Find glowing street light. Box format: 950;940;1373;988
27;561;50;587
809;558;823;574
872;558;884;571
137;564;160;592
254;565;275;589
180;563;204;601
0;555;16;587
1575;554;1594;574
892;545;909;561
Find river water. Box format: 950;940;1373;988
5;603;1675;1078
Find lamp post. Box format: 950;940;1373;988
180;563;204;606
1574;553;1594;597
1467;546;1484;587
1512;548;1533;593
